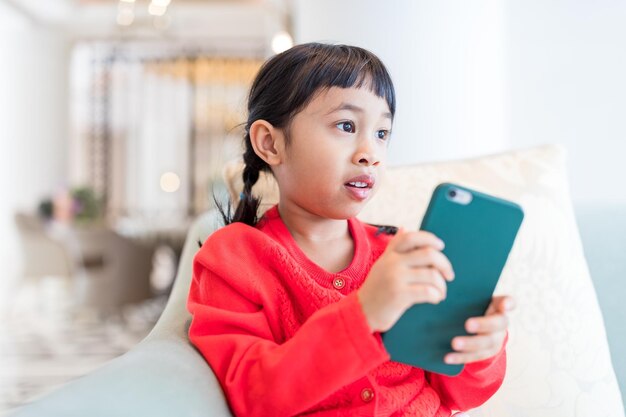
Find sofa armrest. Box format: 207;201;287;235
8;337;232;417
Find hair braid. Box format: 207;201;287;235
216;133;268;226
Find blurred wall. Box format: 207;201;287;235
294;0;626;206
294;0;509;167
506;0;626;205
0;6;70;302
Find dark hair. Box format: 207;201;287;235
218;42;396;227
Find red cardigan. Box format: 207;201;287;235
187;206;506;417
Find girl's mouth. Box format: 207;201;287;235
344;175;375;201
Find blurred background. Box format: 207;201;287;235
1;0;625;413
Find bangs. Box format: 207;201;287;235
248;43;396;130
300;45;396;117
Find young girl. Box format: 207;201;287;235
187;42;513;417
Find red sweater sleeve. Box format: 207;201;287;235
426;333;508;411
187;264;389;417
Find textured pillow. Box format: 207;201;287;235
223;145;625;416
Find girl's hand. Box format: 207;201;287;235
444;296;515;365
357;229;455;333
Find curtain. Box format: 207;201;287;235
69;41;263;226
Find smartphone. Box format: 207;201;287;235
381;183;524;376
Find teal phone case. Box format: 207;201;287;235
382;183;524;376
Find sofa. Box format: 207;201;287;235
12;214;155;317
7;144;625;416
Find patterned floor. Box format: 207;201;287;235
0;277;166;415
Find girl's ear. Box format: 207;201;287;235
249;120;284;166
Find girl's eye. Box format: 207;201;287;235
337;121;355;133
377;130;390;140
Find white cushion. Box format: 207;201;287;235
224;144;625;416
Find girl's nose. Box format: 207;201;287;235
352;142;380;167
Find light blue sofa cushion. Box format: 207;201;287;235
575;204;626;406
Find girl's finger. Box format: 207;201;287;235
465;314;509;334
406;282;445;305
391;230;445;253
406;267;448;300
485;295;515;316
451;332;506;353
444;347;502;365
403;247;455;281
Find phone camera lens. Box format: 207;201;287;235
448;189;457;198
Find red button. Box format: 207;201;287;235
361;388;374;403
332;278;345;289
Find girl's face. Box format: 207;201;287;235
274;85;392;220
